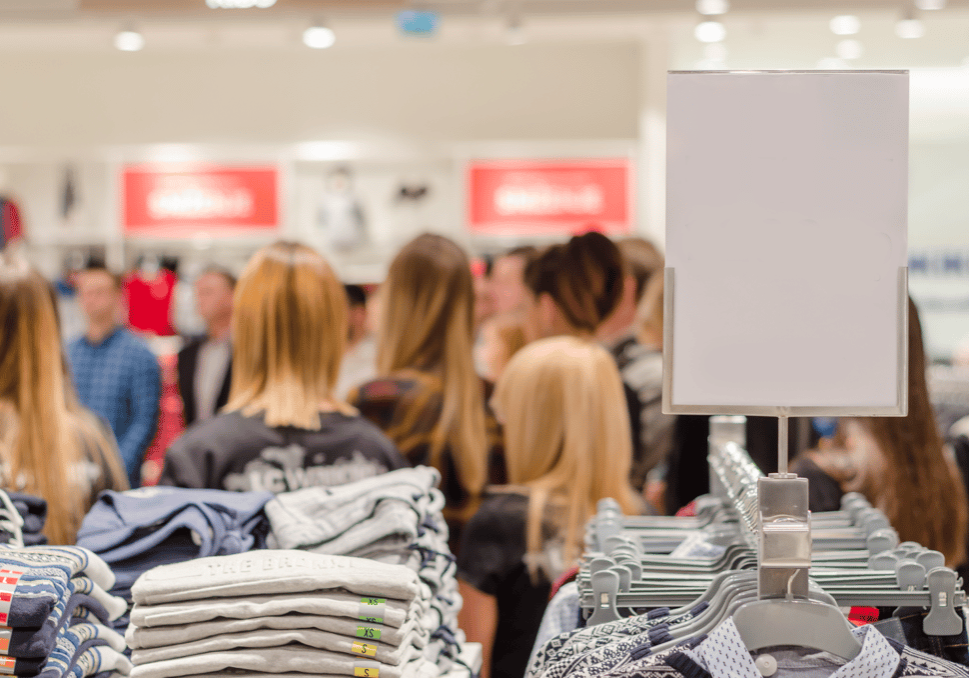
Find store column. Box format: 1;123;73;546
638;29;670;249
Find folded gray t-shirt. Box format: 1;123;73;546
128;646;433;678
131;627;423;666
130;592;420;630
126;613;427;650
132;552;420;607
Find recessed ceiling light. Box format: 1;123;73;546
696;0;729;15
114;30;145;51
695;20;726;43
829;15;860;36
303;25;335;49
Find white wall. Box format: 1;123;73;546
0;41;640;147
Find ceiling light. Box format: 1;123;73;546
836;39;863;60
114;29;145;52
915;0;945;9
696;0;729;15
695;20;726;43
303;25;335;49
829;15;860;35
895;18;925;39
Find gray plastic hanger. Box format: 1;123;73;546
587;570;621;625
732;597;863;660
924;567;964;636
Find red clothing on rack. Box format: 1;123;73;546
125;270;177;337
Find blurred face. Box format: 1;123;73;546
489;255;529;316
523;291;569;343
195;273;234;326
76;271;119;324
347;304;369;345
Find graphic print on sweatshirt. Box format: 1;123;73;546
222;446;390;493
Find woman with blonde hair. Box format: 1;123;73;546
457;336;642;678
351;233;501;545
0;255;128;544
161;242;405;492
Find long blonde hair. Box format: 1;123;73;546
226;241;351;429
493;336;642;578
377;233;488;497
0;256;127;544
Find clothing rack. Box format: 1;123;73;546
577;417;966;635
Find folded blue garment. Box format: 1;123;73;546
4;593;110;659
77;487;272;563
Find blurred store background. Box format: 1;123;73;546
1;0;968;362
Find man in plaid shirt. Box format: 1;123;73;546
67;267;160;489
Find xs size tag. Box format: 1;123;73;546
358;597;386;624
356;626;382;640
354;661;380;678
351;642;378;658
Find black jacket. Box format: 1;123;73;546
177;335;232;428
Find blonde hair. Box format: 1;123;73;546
377;233;488;497
0;256;127;544
226;241;351;429
493;336;642;579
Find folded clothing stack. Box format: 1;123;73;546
75;488;274;634
0;492;48;547
0;545;132;678
264;468;467;677
126;551;442;678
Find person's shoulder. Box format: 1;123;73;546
353;375;424;404
319;412;403;455
177;335;206;357
117;330;160;361
474;490;529;524
176;411;253;448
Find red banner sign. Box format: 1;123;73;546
467;159;632;236
123;165;279;237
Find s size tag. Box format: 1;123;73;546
358;597;386;624
351;641;378;658
0;657;15;675
354;662;380;678
356;626;382;641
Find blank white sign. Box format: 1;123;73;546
665;71;908;412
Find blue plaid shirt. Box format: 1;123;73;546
67;327;160;488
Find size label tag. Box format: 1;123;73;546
358;597;386;624
0;657;15;675
0;571;23;626
0;628;11;653
356;626;382;641
354;662;380;678
351;642;378;658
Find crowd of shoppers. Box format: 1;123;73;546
4;226;969;678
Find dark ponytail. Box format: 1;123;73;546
524;232;624;334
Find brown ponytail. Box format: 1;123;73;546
524;232;624;334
